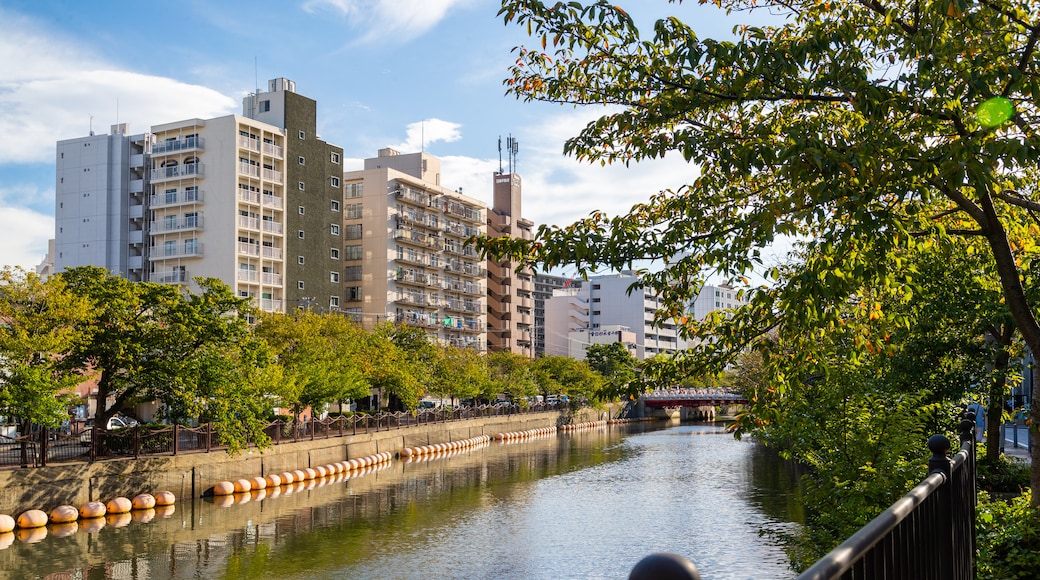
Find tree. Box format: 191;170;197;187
487;351;539;402
0;268;92;464
255;311;370;420
585;342;640;400
531;355;603;402
431;346;493;405
490;0;1040;498
60;267;272;452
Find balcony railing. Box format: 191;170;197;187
262;194;283;209
153;270;188;284
151;217;203;233
152;137;203;154
150;163;203;181
261;220;283;235
238;216;261;230
262;141;283;158
151;190;203;207
239;162;260;178
262;168;282;184
258;298;283;312
261;272;282;286
151;243;204;260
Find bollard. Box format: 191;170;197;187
629;553;700;580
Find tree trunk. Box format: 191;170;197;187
980;196;1040;505
986;347;1011;462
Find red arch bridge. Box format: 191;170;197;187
641;389;748;408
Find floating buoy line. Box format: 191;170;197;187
4;417;655;548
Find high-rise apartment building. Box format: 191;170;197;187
690;282;749;320
55;123;149;280
486;172;535;357
54;78;342;314
341;149;488;350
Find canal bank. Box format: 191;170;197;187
0;407;615;515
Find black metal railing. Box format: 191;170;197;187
796;412;977;580
0;401;569;469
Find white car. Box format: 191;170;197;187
79;415;139;445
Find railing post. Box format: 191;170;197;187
134;425;141;459
206;423;212;452
173;424;179;456
40;428;48;467
927;433;952;580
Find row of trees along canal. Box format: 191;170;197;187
478;0;1040;575
0;265;656;455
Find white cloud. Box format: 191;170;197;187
0;193;54;270
387;118;463;153
0;13;237;165
302;0;477;43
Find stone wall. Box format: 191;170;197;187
0;407;614;515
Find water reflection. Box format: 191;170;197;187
2;423;802;579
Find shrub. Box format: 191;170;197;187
977;454;1031;493
976;489;1040;579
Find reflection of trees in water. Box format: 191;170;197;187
746;443;807;525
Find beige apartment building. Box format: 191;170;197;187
342;149;487;350
486;172;536;357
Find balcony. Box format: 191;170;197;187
262;168;283;184
395;270;430;287
150;163;203;182
237;270;259;283
238;189;261;205
261;220;283;235
238;135;261;152
262;194;283;209
394;228;440;249
261;272;282;286
393;187;436;208
239;162;260;179
152;137;203;155
151;217;203;233
151;243;204;260
257;297;283;312
261;246;282;259
262;141;283;158
238;216;261;231
238;242;260;257
153;269;188;284
152;190;204;208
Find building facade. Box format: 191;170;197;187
485;172;535;357
54;78;342;314
544;272;685;360
341;149;487;350
532;272;578;357
690;282;750;320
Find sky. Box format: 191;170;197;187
0;0;766;271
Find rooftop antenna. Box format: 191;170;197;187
254;56;259;117
507;135;519;173
89;114;94;136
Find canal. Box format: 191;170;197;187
2;422;804;579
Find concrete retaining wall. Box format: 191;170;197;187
0;407;613;515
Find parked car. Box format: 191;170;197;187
79;414;139;446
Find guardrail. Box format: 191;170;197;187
0;402;570;469
797;411;977;580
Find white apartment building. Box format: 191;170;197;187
565;325;638;361
544;272;685;360
342;149;487;350
54;79;343;314
690;282;750;320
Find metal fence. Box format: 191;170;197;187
797;411;977;580
0;402;565;469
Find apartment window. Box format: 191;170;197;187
259;100;270;112
346;203;363;219
299;131;306;140
163;240;176;256
298;281;305;290
346;287;362;302
298;230;305;239
298;156;305;165
593;284;601;290
331;152;340;164
165;188;177;204
298;206;305;215
592;310;601;316
345;245;363;260
331;248;340;260
298;256;305;265
330;224;340;236
185;186;199;201
185;238;198;255
330;296;340;309
298;181;305;191
330;176;340;188
345;224;362;240
345;183;363;199
592;298;601;303
330;200;340;212
330;272;340;283
345;266;362;281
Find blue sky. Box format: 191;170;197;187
0;0;762;270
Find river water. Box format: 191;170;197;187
1;422;804;579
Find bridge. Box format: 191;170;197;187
641;389;748;408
